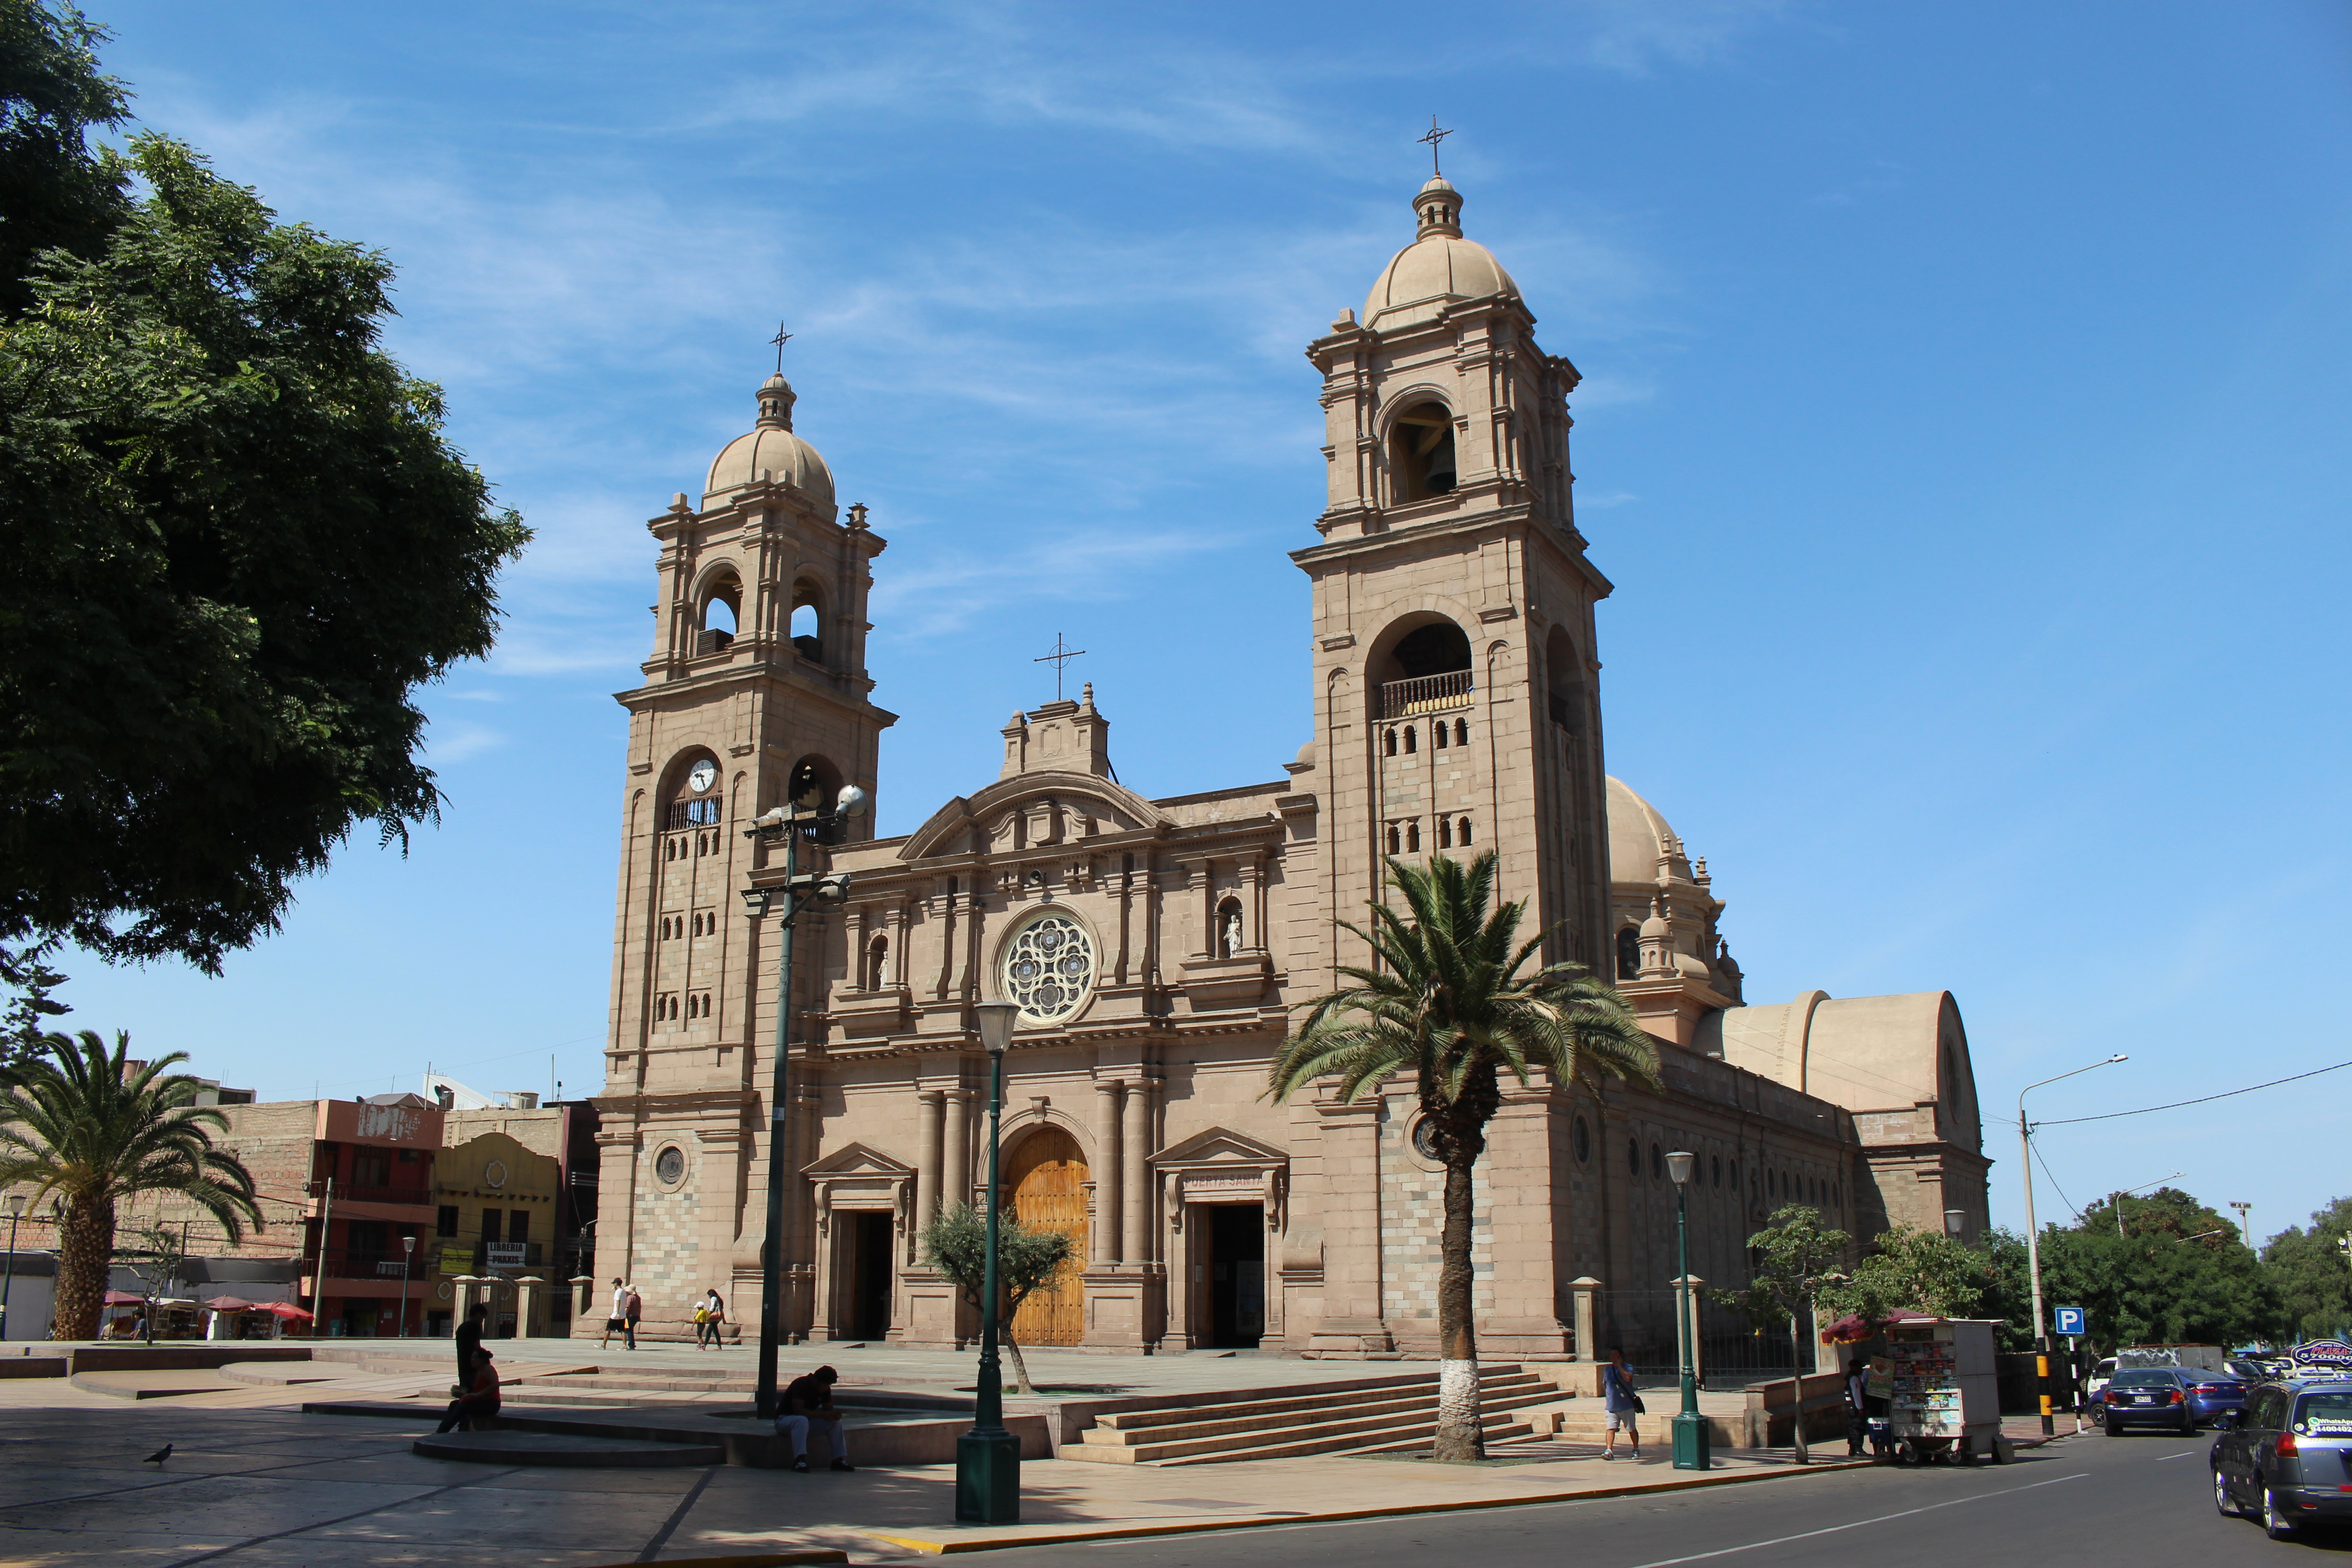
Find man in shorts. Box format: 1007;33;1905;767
1601;1345;1642;1459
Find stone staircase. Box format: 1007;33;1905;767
1065;1365;1573;1465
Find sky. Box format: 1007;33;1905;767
42;1;2352;1251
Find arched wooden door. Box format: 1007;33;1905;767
1006;1127;1087;1347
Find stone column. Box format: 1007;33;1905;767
1566;1276;1603;1396
943;1086;973;1210
1093;1078;1123;1264
916;1090;945;1227
1121;1076;1154;1265
515;1275;544;1339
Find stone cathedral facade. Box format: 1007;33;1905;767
586;174;1991;1361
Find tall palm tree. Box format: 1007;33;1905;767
1269;851;1660;1462
0;1030;263;1339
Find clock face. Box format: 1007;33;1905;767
688;760;718;794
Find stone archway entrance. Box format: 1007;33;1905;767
1006;1127;1087;1347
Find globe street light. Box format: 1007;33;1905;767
1665;1150;1709;1470
742;782;866;1419
2019;1053;2127;1436
957;1000;1022;1524
1;1192;25;1342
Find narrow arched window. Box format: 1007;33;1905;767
1616;926;1640;980
1454;719;1469;746
1405;820;1420;852
1437;818;1453;849
1434;721;1448;749
1457;817;1472;846
1386;823;1401;855
1403;725;1417;754
1383;728;1397;757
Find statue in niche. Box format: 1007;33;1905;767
1218;902;1244;960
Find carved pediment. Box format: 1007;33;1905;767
898;770;1169;862
800;1141;915;1179
1149;1125;1288;1170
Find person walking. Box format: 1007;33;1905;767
622;1283;642;1350
599;1279;627;1350
1845;1352;1871;1458
775;1365;853;1472
1601;1346;1644;1460
436;1347;501;1433
696;1289;725;1350
454;1302;487;1389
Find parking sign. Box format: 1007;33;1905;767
2054;1306;2086;1337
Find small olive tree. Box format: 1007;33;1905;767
1712;1205;1851;1463
918;1201;1077;1395
1820;1221;1988;1325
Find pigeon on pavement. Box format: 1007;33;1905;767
142;1444;172;1465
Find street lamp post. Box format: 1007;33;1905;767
2112;1172;2184;1239
957;1000;1022;1524
398;1235;416;1338
1;1193;25;1342
1665;1150;1709;1470
1944;1208;1968;1239
742;784;865;1420
2019;1054;2127;1437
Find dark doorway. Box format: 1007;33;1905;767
843;1211;894;1341
1206;1204;1265;1348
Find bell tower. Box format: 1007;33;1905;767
596;368;894;1330
1290;174;1612;982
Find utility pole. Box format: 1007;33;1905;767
2019;1054;2127;1437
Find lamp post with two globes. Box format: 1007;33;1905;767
1665;1150;1710;1470
741;782;867;1420
956;1000;1023;1524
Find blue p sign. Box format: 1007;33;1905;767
2054;1307;2086;1337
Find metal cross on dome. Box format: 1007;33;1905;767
1033;633;1087;702
1418;115;1453;176
769;322;793;374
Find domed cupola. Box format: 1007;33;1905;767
703;373;836;513
1360;176;1522;333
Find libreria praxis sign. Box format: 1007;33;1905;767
2292;1339;2352;1369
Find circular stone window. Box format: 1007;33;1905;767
1000;911;1096;1025
654;1145;687;1187
1411;1115;1442;1161
483;1160;507;1190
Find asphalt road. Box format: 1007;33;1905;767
975;1431;2349;1568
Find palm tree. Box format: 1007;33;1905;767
1268;851;1660;1462
0;1030;263;1339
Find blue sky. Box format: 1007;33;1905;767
47;1;2352;1250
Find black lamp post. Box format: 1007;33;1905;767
1;1192;24;1342
742;784;864;1420
956;1000;1021;1524
1666;1149;1710;1470
397;1234;416;1337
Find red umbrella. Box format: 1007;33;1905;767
103;1290;145;1306
1819;1306;1940;1344
263;1302;313;1320
202;1296;258;1312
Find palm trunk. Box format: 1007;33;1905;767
54;1193;114;1342
1432;1150;1484;1462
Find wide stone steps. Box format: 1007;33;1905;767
1068;1365;1571;1465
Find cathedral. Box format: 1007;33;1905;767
587;170;1990;1362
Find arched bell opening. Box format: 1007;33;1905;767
1387;401;1457;503
1366;615;1473;725
790;578;825;665
696;573;741;656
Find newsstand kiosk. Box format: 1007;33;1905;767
1877;1316;2009;1465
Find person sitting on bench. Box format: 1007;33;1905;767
775;1365;853;1472
437;1347;501;1433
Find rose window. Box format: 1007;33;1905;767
1001;911;1096;1025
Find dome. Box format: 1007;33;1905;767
703;374;836;512
1362;177;1521;332
1605;776;1679;888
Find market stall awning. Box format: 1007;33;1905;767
1820;1307;1941;1344
262;1302;313;1320
201;1296;258;1312
102;1289;144;1305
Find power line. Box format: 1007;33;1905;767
2029;1137;2082;1222
2034;1058;2352;1127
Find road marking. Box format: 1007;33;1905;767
1620;1472;2088;1568
2158;1451;2196;1460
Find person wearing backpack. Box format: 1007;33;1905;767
1601;1346;1644;1460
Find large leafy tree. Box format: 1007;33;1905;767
1268;851;1658;1462
0;0;130;318
1;115;529;969
917;1201;1078;1395
1980;1188;2283;1355
2261;1198;2352;1343
1713;1205;1851;1464
0;1029;262;1338
1820;1221;1989;1324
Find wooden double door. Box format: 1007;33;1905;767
1006;1128;1087;1347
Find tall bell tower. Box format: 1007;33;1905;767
595;369;894;1332
1290;174;1613;984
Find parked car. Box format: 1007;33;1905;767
2211;1379;2352;1539
2104;1368;2199;1434
2186;1373;2250;1428
2088;1357;2118;1409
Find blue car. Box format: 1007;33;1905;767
2117;1363;2239;1439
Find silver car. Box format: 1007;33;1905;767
2210;1379;2352;1539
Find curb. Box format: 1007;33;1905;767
572;1555;847;1568
861;1457;1874;1554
